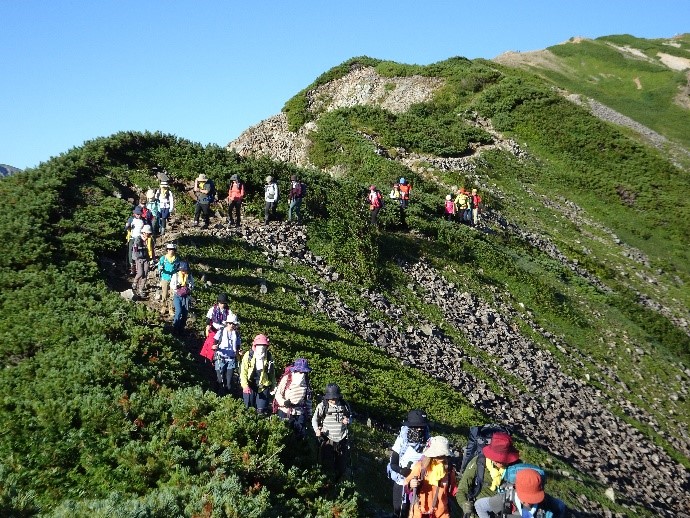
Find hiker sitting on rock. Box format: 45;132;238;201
388;409;431;517
240;334;276;414
474;468;566;518
405;436;458;518
274;358;313;438
457;431;520;518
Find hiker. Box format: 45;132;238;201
389;182;401;201
264;175;279;224
287;175;305;225
399;178;411;208
193;173;215;228
212;313;241;395
312;383;352;481
153;164;169;183
388;409;432;517
404;436;458;518
170;261;194;336
274;358;313;438
226;174;245;227
132;224;154;298
125;206;144;275
469;188;481;227
240;334;276;414
457;431;520;518
368;185;384;226
455;188;470;224
157;243;179;316
444;195;456;221
156;181;174;235
474;468;566;518
145;189;161;237
199;293;233;361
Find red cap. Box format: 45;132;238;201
482;432;519;464
515;468;545;505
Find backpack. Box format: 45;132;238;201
460;424;513;500
297;182;307;199
500;465;556;518
374;190;384;208
206;180;217;202
141;206;153;225
272;365;293;414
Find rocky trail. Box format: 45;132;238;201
113;204;688;517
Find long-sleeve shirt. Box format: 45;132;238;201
213;326;241;359
274;374;311;416
228;181;245;202
404;460;457;518
311;400;350;442
170;271;194;293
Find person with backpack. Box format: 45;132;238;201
457;431;520;518
212;313;241;395
274;358;313;438
287;175;305;225
404;436;458;518
240;334;276;414
145;189;161;237
368;185;384;226
444;195;457;221
156;181;174;235
264;175;279;224
170;261;194;336
125;205;145;276
474;468;566;518
454;188;471;224
226;174;245;228
388;409;432;517
469;188;482;227
199;293;233;361
157;242;179;316
312;383;352;482
132;224;154;299
193;173;215;229
389;182;401;201
399;178;411;208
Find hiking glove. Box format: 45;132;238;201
400;467;412;477
462;501;473;518
284;400;293;407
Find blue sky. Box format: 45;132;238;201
1;1;687;170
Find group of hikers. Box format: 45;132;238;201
367;177;412;226
444;186;482;226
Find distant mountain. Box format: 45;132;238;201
0;164;21;177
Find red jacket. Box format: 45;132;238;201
227;181;245;202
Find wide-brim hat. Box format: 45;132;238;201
166;243;177;250
217;293;228;304
230;174;239;181
323;383;342;400
482;432;519;464
252;334;269;346
133;206;143;215
402;409;429;428
141;225;152;234
225;313;239;324
196;173;208;182
291;358;312;373
422;436;450;458
265;175;273;183
178;261;189;272
515;468;545;505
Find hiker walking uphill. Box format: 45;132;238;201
212;313;241;395
469;188;482;227
368;185;384;226
457;431;520;518
170;261;194;336
226;174;245;228
132;224;154;299
312;383;352;482
155;180;174;235
240;334;276;414
157;243;179;317
264;175;279;224
125;205;145;275
455;188;470;224
388;409;432;517
287;174;305;225
193;173;215;228
145;189;161;237
274;358;313;438
404;436;458;518
474;468;566;518
199;293;233;362
399;178;411;208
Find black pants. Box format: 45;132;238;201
392;482;410;517
227;200;242;226
194;203;210;226
264;201;277;223
319;438;349;481
370;206;381;226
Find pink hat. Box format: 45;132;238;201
252;334;269;346
369;185;376;190
482;432;519;464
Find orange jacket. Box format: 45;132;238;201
399;183;411;200
227;181;245;202
404;461;457;518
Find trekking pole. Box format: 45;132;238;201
407;479;418;518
